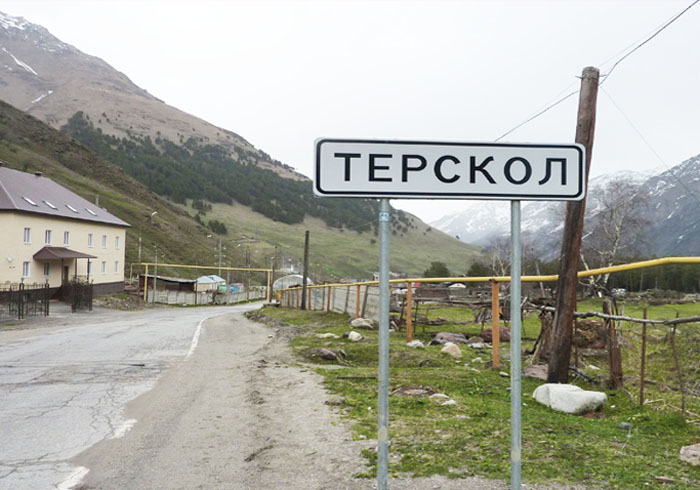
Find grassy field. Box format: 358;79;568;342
257;301;700;489
201;201;482;281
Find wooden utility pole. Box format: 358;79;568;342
547;66;599;384
301;230;310;310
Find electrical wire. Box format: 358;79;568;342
600;86;700;207
494;89;579;142
495;0;699;141
599;0;699;86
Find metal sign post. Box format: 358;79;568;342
314;138;585;490
510;201;522;489
377;200;390;490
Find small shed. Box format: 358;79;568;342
196;275;226;292
273;274;313;290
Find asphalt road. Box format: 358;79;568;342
0;302;262;490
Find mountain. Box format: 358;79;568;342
431;163;699;258
0;11;482;278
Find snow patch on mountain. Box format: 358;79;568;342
0;12;29;31
2;47;38;76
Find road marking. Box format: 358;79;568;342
186;318;206;360
109;418;137;439
57;466;89;490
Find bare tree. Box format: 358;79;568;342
581;178;649;288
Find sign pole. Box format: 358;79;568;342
377;199;391;490
510;200;522;489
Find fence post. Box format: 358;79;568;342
604;298;623;388
18;283;24;320
406;282;413;343
344;286;350;314
491;279;500;368
361;285;370;318
326;286;331;312
355;284;361;319
640;307;647;406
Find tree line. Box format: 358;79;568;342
62;112;380;229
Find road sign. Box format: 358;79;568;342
315;138;585;200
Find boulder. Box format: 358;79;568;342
440;342;463;359
429;332;468;345
480;326;511;343
429;393;456;406
306;348;343;361
348;331;364;342
680;443;700;466
468;342;488;349
522;364;548;381
532;383;607;415
467;336;485;345
351;318;374;329
315;333;340;339
406;340;425;348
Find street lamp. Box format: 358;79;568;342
139;211;158;264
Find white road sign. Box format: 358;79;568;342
314;139;585;200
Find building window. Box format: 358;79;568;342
22;261;30;278
115;236;120;249
102;235;107;248
23;227;31;244
114;261;119;273
22;196;38;206
101;261;106;274
45;229;52;245
88;233;93;247
64;231;70;246
44;262;50;276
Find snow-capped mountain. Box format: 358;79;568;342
431;162;700;257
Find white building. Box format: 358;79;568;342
0;166;129;295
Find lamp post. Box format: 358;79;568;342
152;245;158;304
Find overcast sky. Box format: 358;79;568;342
4;0;699;222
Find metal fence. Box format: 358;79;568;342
63;278;93;313
0;283;50;320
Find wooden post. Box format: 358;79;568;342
326;286;331;312
344;285;350;314
640;307;647;406
547;66;599;384
491;279;500;368
361;285;370;318
406;282;413;343
301;230;309;310
604;298;623;388
308;288;312;310
355;284;361;319
296;289;300;308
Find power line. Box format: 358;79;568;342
495;0;698;141
600;86;700;207
599;0;699;85
494;89;578;142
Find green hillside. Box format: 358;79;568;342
0;100;481;280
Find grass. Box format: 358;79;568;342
258;304;700;489
200;201;483;280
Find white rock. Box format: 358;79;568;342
316;333;340;339
440;342;462;359
469;342;488;349
680;444;700;466
429;393;453;405
351;318;374;329
348;331;364;342
406;340;425;348
532;383;607;415
440;399;457;406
